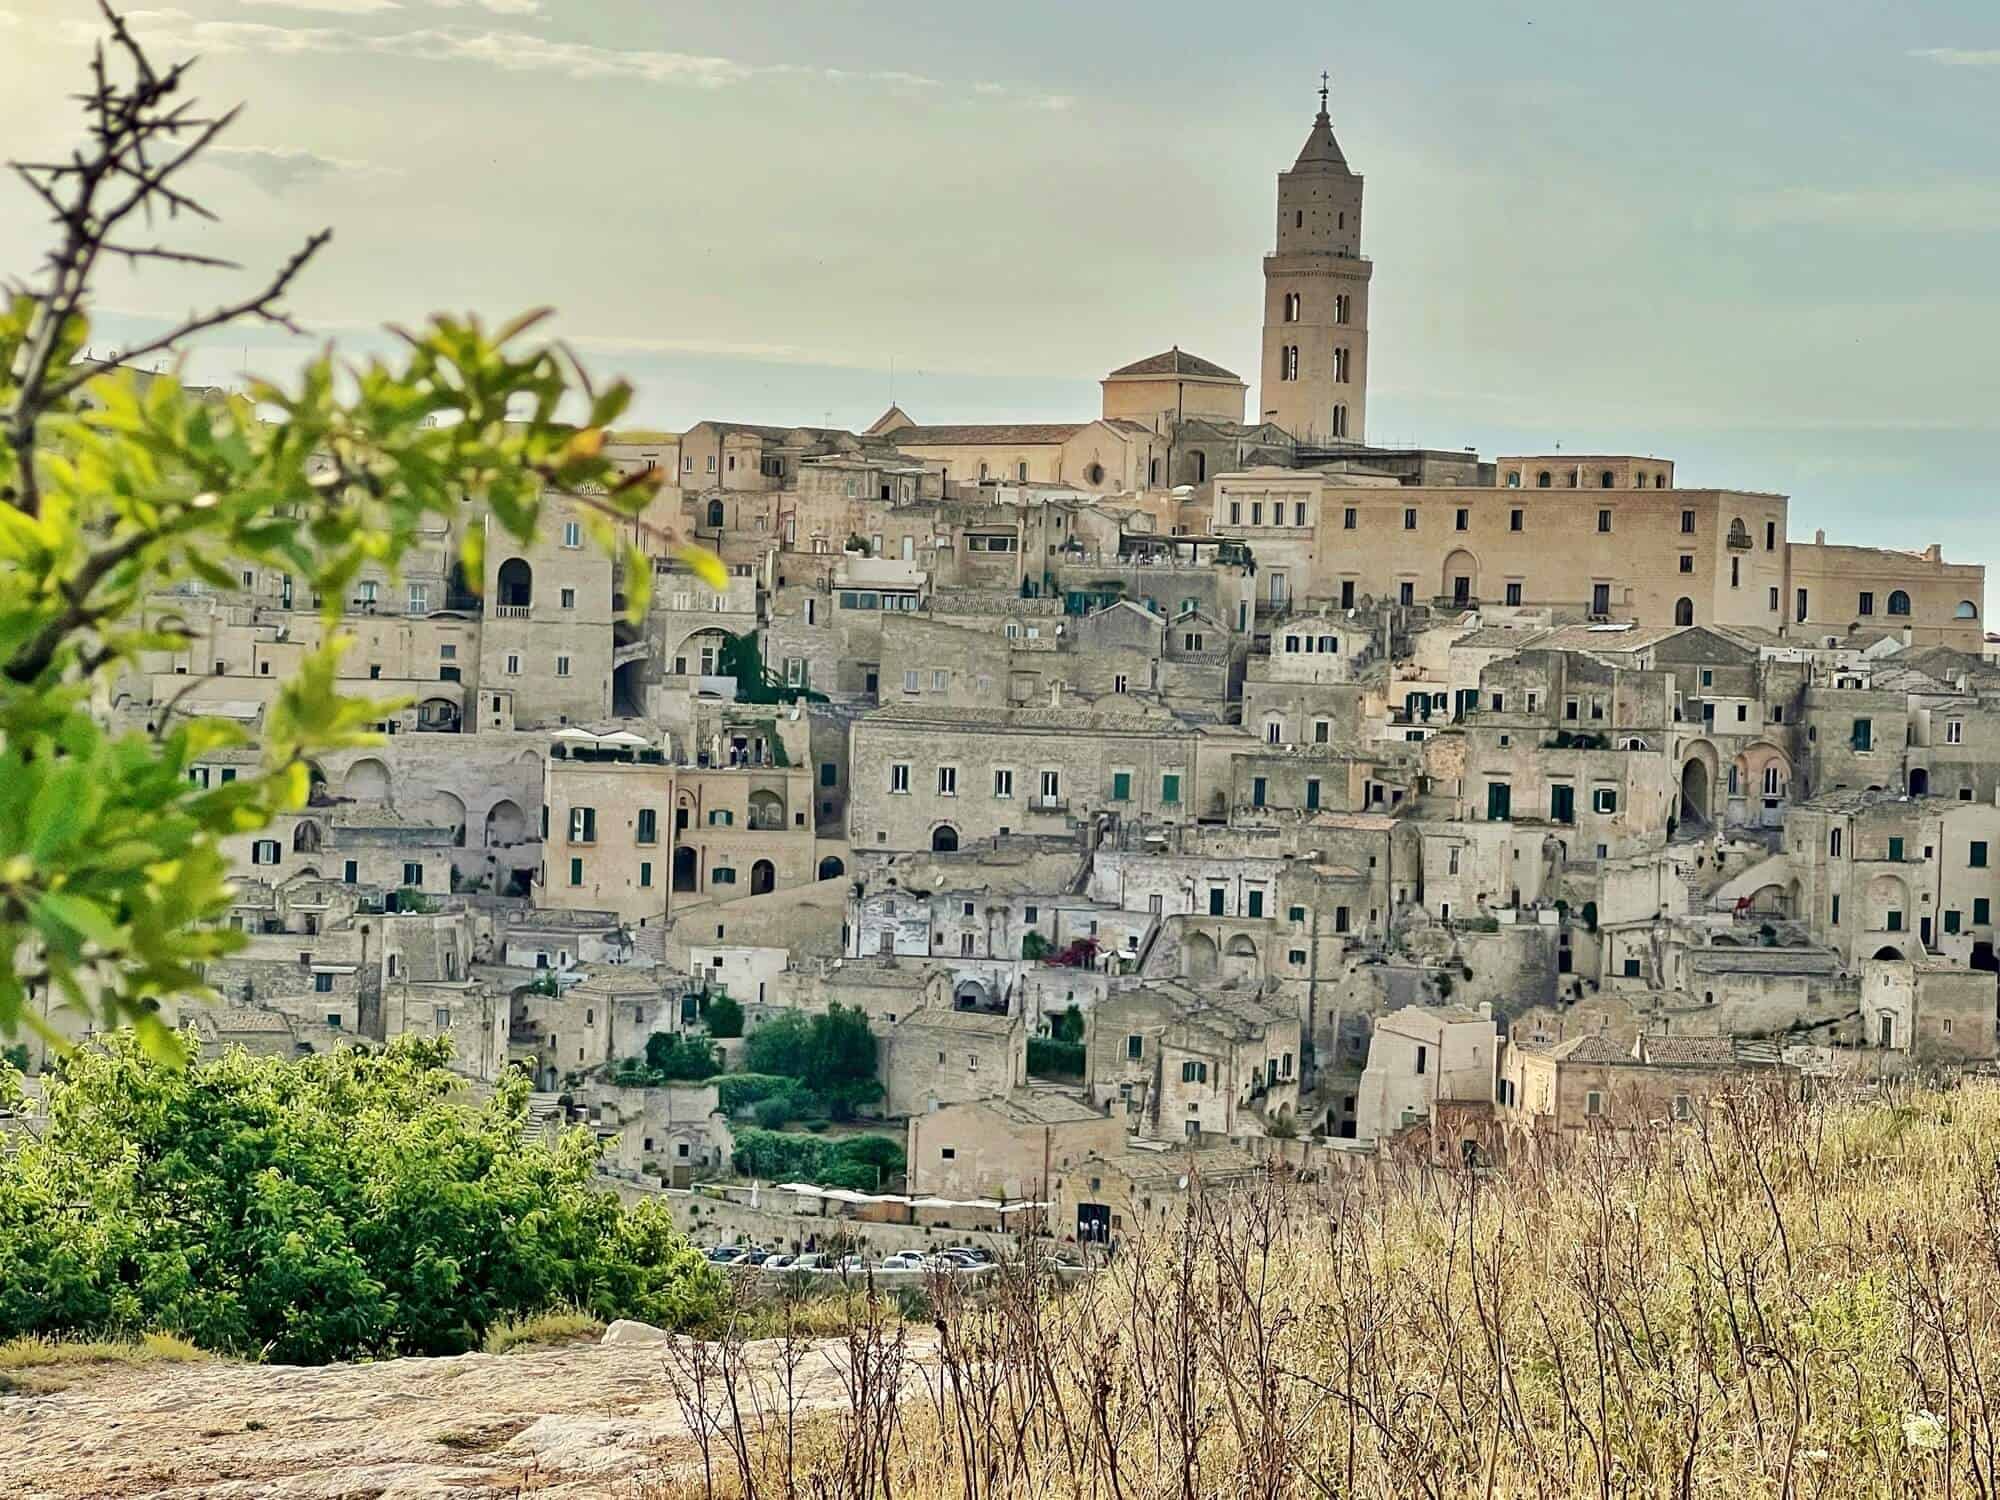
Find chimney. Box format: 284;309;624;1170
1926;544;1943;563
1814;528;1826;546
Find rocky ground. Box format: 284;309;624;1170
2;1324;919;1499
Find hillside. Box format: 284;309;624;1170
9;1079;2000;1498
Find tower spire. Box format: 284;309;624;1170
1318;70;1329;121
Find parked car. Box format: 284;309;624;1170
764;1253;798;1271
785;1252;826;1272
880;1251;927;1272
737;1248;773;1266
706;1245;750;1265
830;1254;870;1275
941;1245;995;1266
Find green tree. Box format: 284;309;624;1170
703;994;744;1039
0;16;720;1053
640;1031;721;1082
741;1005;882;1118
0;1034;719;1361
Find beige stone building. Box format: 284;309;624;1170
906;1089;1125;1201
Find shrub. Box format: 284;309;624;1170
641;1031;722;1082
742;1006;880;1118
704;995;745;1039
0;1035;719;1363
1028;1038;1086;1079
730;1128;905;1190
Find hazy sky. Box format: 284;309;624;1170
4;1;1998;593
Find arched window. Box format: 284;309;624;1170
1536;471;1552;488
1887;590;1912;616
1193;452;1206;483
1957;600;1980;619
496;557;533;609
1674;597;1694;626
706;499;725;528
1283;291;1300;322
1600;470;1615;489
1330;403;1348;438
1084;462;1104;485
1655;475;1666;488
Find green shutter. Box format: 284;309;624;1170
1112;771;1132;801
1161;773;1181;805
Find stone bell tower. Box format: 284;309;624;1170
1258;74;1371;445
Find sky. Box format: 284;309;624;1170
3;0;1998;596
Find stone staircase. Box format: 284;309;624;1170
521;1092;565;1146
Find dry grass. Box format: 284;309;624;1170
480;1307;603;1355
635;1078;2000;1498
0;1332;207;1394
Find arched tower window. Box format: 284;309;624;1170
1283;292;1300;322
1888;591;1912;616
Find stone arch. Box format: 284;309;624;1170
1910;767;1930;796
1887;590;1912;616
1184;930;1219;982
750;858;776;896
1957;600;1980;620
415;695;461;733
953;979;992;1010
1872;945;1906;962
706;498;725;528
817;855;845;881
1678;742;1718;827
496;557;533;609
1222;933;1260;986
675;627;731;679
1673;596;1695;627
343;756;391;804
747;789;786;831
291;819;322;854
1441;548;1478;606
930;823;960;853
484;798;527;846
1744;882;1789;916
425;788;468;847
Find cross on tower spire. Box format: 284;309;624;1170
1318;70;1330;118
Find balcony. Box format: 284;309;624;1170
494;604;531;619
1030;794;1069;814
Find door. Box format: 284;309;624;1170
1076;1203;1111;1244
1487;782;1512;821
1550;784;1575;824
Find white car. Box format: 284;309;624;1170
880;1252;927;1272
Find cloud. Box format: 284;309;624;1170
112;10;1068;105
1911;47;2000;66
204;144;399;193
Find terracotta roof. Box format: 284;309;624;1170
1638;1036;1738;1066
1106;349;1241;382
1547;1034;1634;1064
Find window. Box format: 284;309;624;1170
1586;1091;1604;1117
1858;591;1875;617
313;971;334;993
1252;776;1268;807
1679;554;1695;575
555;654;571;678
1680;509;1696;534
1593;787;1617;814
1888;590;1912;616
562;520;582;548
639;861;653;888
1415;1045;1427;1076
1597;509;1612;533
707;809;732;826
889;763;911;794
1399;581;1415;607
1830;827;1842;857
1111;771;1132;801
1591;583;1610;615
1040;769;1061;800
1770;587;1780;612
1126;1035;1143;1061
1343;506;1357;530
903;669;920;694
1537;471;1552;488
937;766;957;796
1797;588;1809;623
1766;520;1777;551
568;857;583;886
1852;718;1872;752
1948;719;1965;744
1888;835;1904;861
569;807;596;843
1947;909;1962;935
1977;899;1992;925
1455;508;1469;532
1403;507;1418;531
712;866;737;885
252;839;279;865
637;808;658;844
1280;345;1299;380
1973;841;1989;869
1333;345;1349;383
504;653;520;676
1283;291;1300;322
1550;784;1575;824
1161;773;1181;805
1831;895;1841;925
1306;778;1321;810
1334;293;1349;323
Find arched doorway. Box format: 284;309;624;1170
706;498;725;528
1872;946;1905;961
930;825;959;853
953;980;991;1011
415;696;461;733
1184;931;1218;981
1910;768;1930;796
750;859;776;895
1679;758;1710;827
292;820;322;854
484;798;526;846
672;846;698;892
817;855;845;880
1673;597;1694;626
1441;549;1478;607
496;557;533;609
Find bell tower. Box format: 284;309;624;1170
1259;75;1371;445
